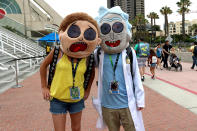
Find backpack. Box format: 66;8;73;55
138;42;149;57
96;46;134;77
193;45;197;57
47;45;94;90
152;56;157;64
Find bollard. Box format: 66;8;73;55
13;60;23;88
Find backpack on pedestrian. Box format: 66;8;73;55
138;42;150;57
47;45;94;90
193;45;197;57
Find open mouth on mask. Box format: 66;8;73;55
69;42;87;52
105;40;120;47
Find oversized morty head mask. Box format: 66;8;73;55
58;13;101;58
96;6;132;54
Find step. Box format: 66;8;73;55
0;66;40;94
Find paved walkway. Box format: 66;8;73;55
0;63;197;131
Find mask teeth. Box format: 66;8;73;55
75;42;86;44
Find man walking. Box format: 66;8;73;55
190;41;197;70
134;38;150;81
162;40;172;69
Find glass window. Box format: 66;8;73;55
0;0;22;14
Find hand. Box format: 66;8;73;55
137;107;144;111
41;87;50;100
84;90;90;101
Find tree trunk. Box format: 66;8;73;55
166;15;169;36
164;15;167;37
182;11;185;37
154;18;156;25
151;18;153;42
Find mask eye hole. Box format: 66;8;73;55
67;24;81;38
84;28;96;41
112;22;123;33
101;23;111;35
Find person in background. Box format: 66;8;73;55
155;43;163;70
162;40;172;69
190;41;197;70
148;49;157;79
134;38;150;81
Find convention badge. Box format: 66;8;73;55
109;80;119;94
126;56;130;64
70;86;80;100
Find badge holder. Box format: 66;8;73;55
70;58;81;100
70;86;80;100
109;80;119;94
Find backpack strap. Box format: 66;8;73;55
48;45;60;87
84;53;94;90
126;46;133;76
126;46;135;93
96;47;101;64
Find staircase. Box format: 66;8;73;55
0;26;46;93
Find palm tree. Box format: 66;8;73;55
147;12;154;28
147;12;158;44
176;0;191;37
131;14;148;41
160;6;173;36
191;24;197;35
152;12;159;26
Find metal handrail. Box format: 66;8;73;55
0;30;44;53
0;32;44;56
0;55;45;87
0;65;15;84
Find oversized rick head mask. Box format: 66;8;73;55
58;13;101;58
96;6;132;54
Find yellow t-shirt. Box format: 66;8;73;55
50;55;86;102
190;45;195;56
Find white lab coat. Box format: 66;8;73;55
92;47;145;131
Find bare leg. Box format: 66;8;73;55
52;114;66;131
153;68;155;76
70;111;82;131
142;66;145;76
157;58;162;69
139;67;143;77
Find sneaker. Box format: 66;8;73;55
141;76;145;82
151;75;155;80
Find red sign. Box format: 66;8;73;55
0;9;6;19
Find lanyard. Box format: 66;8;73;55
109;53;120;80
71;58;81;87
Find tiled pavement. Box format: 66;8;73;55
0;66;197;131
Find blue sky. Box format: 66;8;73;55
44;0;197;29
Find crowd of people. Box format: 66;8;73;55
133;38;197;81
134;39;173;81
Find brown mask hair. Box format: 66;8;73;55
58;13;101;58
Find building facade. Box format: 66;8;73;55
169;19;197;36
0;0;63;37
107;0;145;21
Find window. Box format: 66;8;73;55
0;0;21;14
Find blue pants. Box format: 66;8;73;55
191;56;197;68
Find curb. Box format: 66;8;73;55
145;73;197;95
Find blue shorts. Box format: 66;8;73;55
50;98;85;114
151;63;156;67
